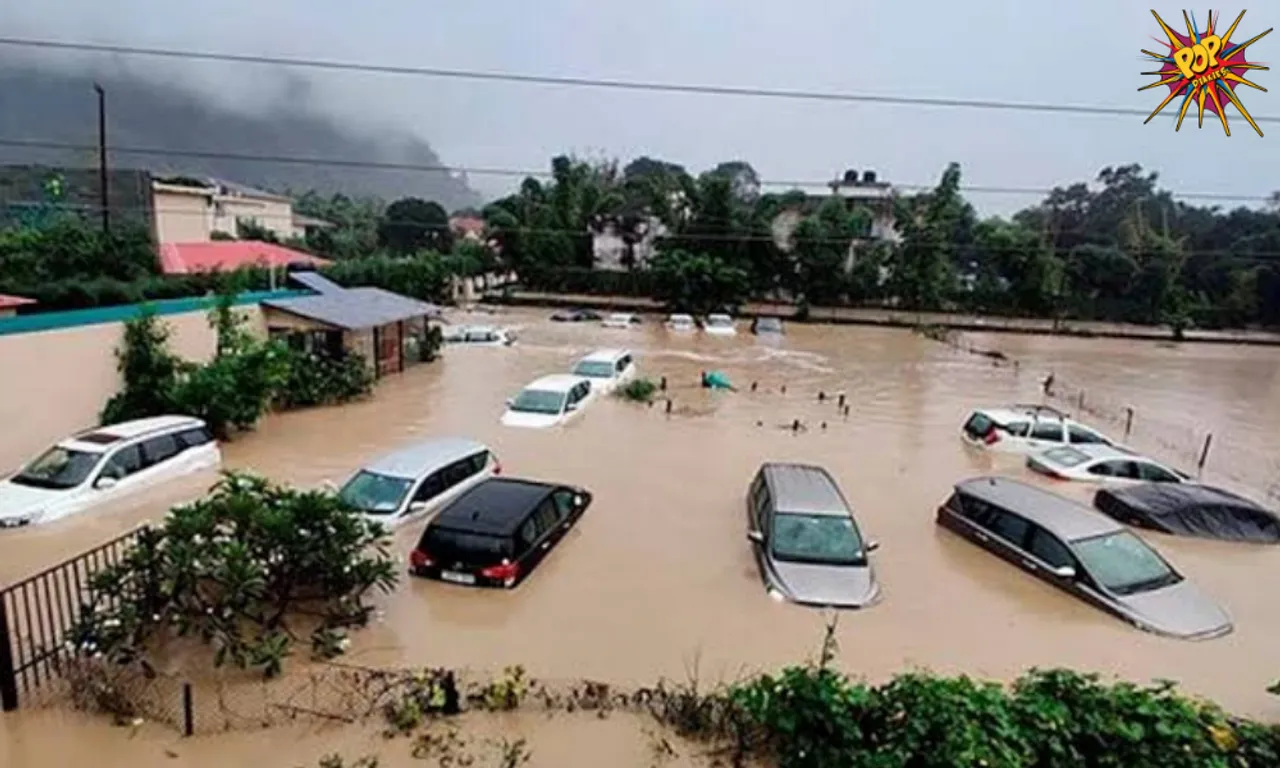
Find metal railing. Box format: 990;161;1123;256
0;525;148;711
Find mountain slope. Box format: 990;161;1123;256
0;64;482;210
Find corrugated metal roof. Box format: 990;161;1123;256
287;270;347;294
263;287;442;330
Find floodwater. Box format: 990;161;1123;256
3;308;1280;765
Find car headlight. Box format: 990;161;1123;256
767;588;786;603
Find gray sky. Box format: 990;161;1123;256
4;1;1277;214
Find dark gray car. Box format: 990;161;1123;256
937;476;1232;640
746;463;881;608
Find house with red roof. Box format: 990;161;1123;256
157;241;330;275
0;294;35;318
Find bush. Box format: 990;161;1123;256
276;351;374;409
617;378;658;403
67;472;398;679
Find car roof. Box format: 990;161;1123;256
579;348;630;363
66;415;206;449
1101;483;1270;513
668;313;693;319
607;312;635;318
524;374;587;392
432;477;557;536
707;313;732;320
761;463;850;517
975;404;1070;424
1052;443;1138;462
363;437;489;480
955;476;1122;541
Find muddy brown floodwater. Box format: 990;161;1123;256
3;308;1280;766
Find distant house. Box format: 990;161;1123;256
157;241;329;275
592;216;669;272
152;177;317;244
449;215;486;243
770;168;901;272
0;294;35;318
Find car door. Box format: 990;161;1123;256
1022;523;1079;583
174;426;219;471
135;432;187;491
1090;460;1141;483
92;442;146;503
404;469;447;520
1027;419;1065;450
519;498;562;571
1136;461;1182;483
1067;424;1108;446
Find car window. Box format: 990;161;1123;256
11;446;104;490
1005;421;1030;438
141;434;181;467
101;445;144;480
753;480;772;527
1088;461;1122;477
533;498;559;533
1138;462;1179;482
987;511;1031;547
552;489;575;520
1026;526;1075;569
442;458;478;488
414;471;446;502
958;495;1001;528
1070;530;1180;595
519;518;540;548
175;427;214;449
1031;421;1064;441
1113;461;1141;479
1068;425;1107;444
467;451;490;475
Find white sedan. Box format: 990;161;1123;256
1027;444;1189;484
704;314;737;336
501;374;594;429
0;416;222;527
602;313;641;329
665;314;696;332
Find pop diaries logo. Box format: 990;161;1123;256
1140;10;1271;136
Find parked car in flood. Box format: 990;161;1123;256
1027;444;1188;484
1094;483;1280;544
409;477;593;588
551;308;602;322
704;313;737;336
745;463;881;609
336;438;499;530
936;476;1232;639
961;405;1114;454
442;325;516;347
0;416;221;528
501;374;594;429
570;348;637;395
602;313;642;329
750;317;785;335
665;313;696;332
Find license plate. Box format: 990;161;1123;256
440;570;475;585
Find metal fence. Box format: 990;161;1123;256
0;525;148;711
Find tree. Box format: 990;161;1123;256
707;160;762;204
378;197;453;255
891;163;967;310
647;249;749;314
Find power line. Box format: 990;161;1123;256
1;138;1274;204
3;36;1279;124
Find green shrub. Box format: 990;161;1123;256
276;351;374;409
617;377;658;403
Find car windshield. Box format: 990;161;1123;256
1044;447;1090;467
510;388;567;415
1071;530;1181;595
608;315;632;323
11;446;103;490
770;512;866;566
339;470;414;515
756;319;782;332
669;315;692;324
707;316;732;326
573;360;616;378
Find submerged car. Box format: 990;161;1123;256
409;477;593;588
704;314;737;336
0;416;221;528
665;313;696;332
961;405;1114;454
1094;483;1280;544
751;317;785;335
551;308;602;322
1027;444;1188;484
602;313;642;329
746;463;881;609
937;476;1232;640
570;348;637;395
501;374;593;429
442;325;516;347
336;438;499;530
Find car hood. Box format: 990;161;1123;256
0;480;61;522
1115;579;1232;639
705;327;736;335
771;560;879;608
501;410;562;429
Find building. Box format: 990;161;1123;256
0;294;35;318
260;271;442;378
449;215;486;243
592;216;669;272
151;177;308;244
157;241;329;275
770;168;901;272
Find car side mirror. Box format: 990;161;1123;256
746;530;765;544
408;501;428;513
94;476;118;490
505;398;514;408
865;540;881;553
1053;565;1077;579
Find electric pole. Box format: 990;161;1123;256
94;83;109;234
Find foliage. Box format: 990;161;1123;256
67;472;398;679
0;217;158;292
647;249;749;314
100;308;185;426
276;350;374;410
378;197;452;255
324;253;451;304
617;377;659;403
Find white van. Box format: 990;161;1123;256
570;349;637;395
337;438;499;529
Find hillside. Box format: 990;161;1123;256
0;63;482;211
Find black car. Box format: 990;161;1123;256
1094;483;1280;543
550;308;602;322
409;477;592;588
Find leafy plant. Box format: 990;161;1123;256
617;377;658;403
100;307;183;425
276;350;374;410
66;472;398;679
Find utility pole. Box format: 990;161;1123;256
94;83;109;234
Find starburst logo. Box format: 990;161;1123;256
1140;10;1271;136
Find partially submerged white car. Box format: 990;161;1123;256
665;314;696;332
442;325;516;347
0;416;222;528
501;374;594;429
602;313;641;329
337;438;499;530
1027;444;1190;485
570;348;637;395
961;405;1114;454
704;314;737;336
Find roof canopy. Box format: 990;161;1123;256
262;285;442;330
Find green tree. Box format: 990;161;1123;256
648;249;749;314
378;198;453;255
891;163;968;310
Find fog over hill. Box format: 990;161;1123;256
0;59;482;211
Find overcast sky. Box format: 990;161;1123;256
3;1;1277;214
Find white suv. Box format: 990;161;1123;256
570;349;637;395
961;405;1114;454
0;416;222;527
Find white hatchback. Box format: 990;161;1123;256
442;325;516;347
961;405;1114;455
570;349;637;395
0;416;222;528
666;314;696;332
1027;444;1190;485
704;314;737;336
337;438;499;530
602;313;641;329
501;374;594;429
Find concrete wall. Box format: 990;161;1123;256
214;198;298;240
153;187;214;242
0;306;266;472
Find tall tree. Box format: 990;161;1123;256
378;198;453;255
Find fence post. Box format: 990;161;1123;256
1077;391;1086;411
1124;407;1134;441
0;597;18;711
1198;433;1214;475
182;682;194;736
